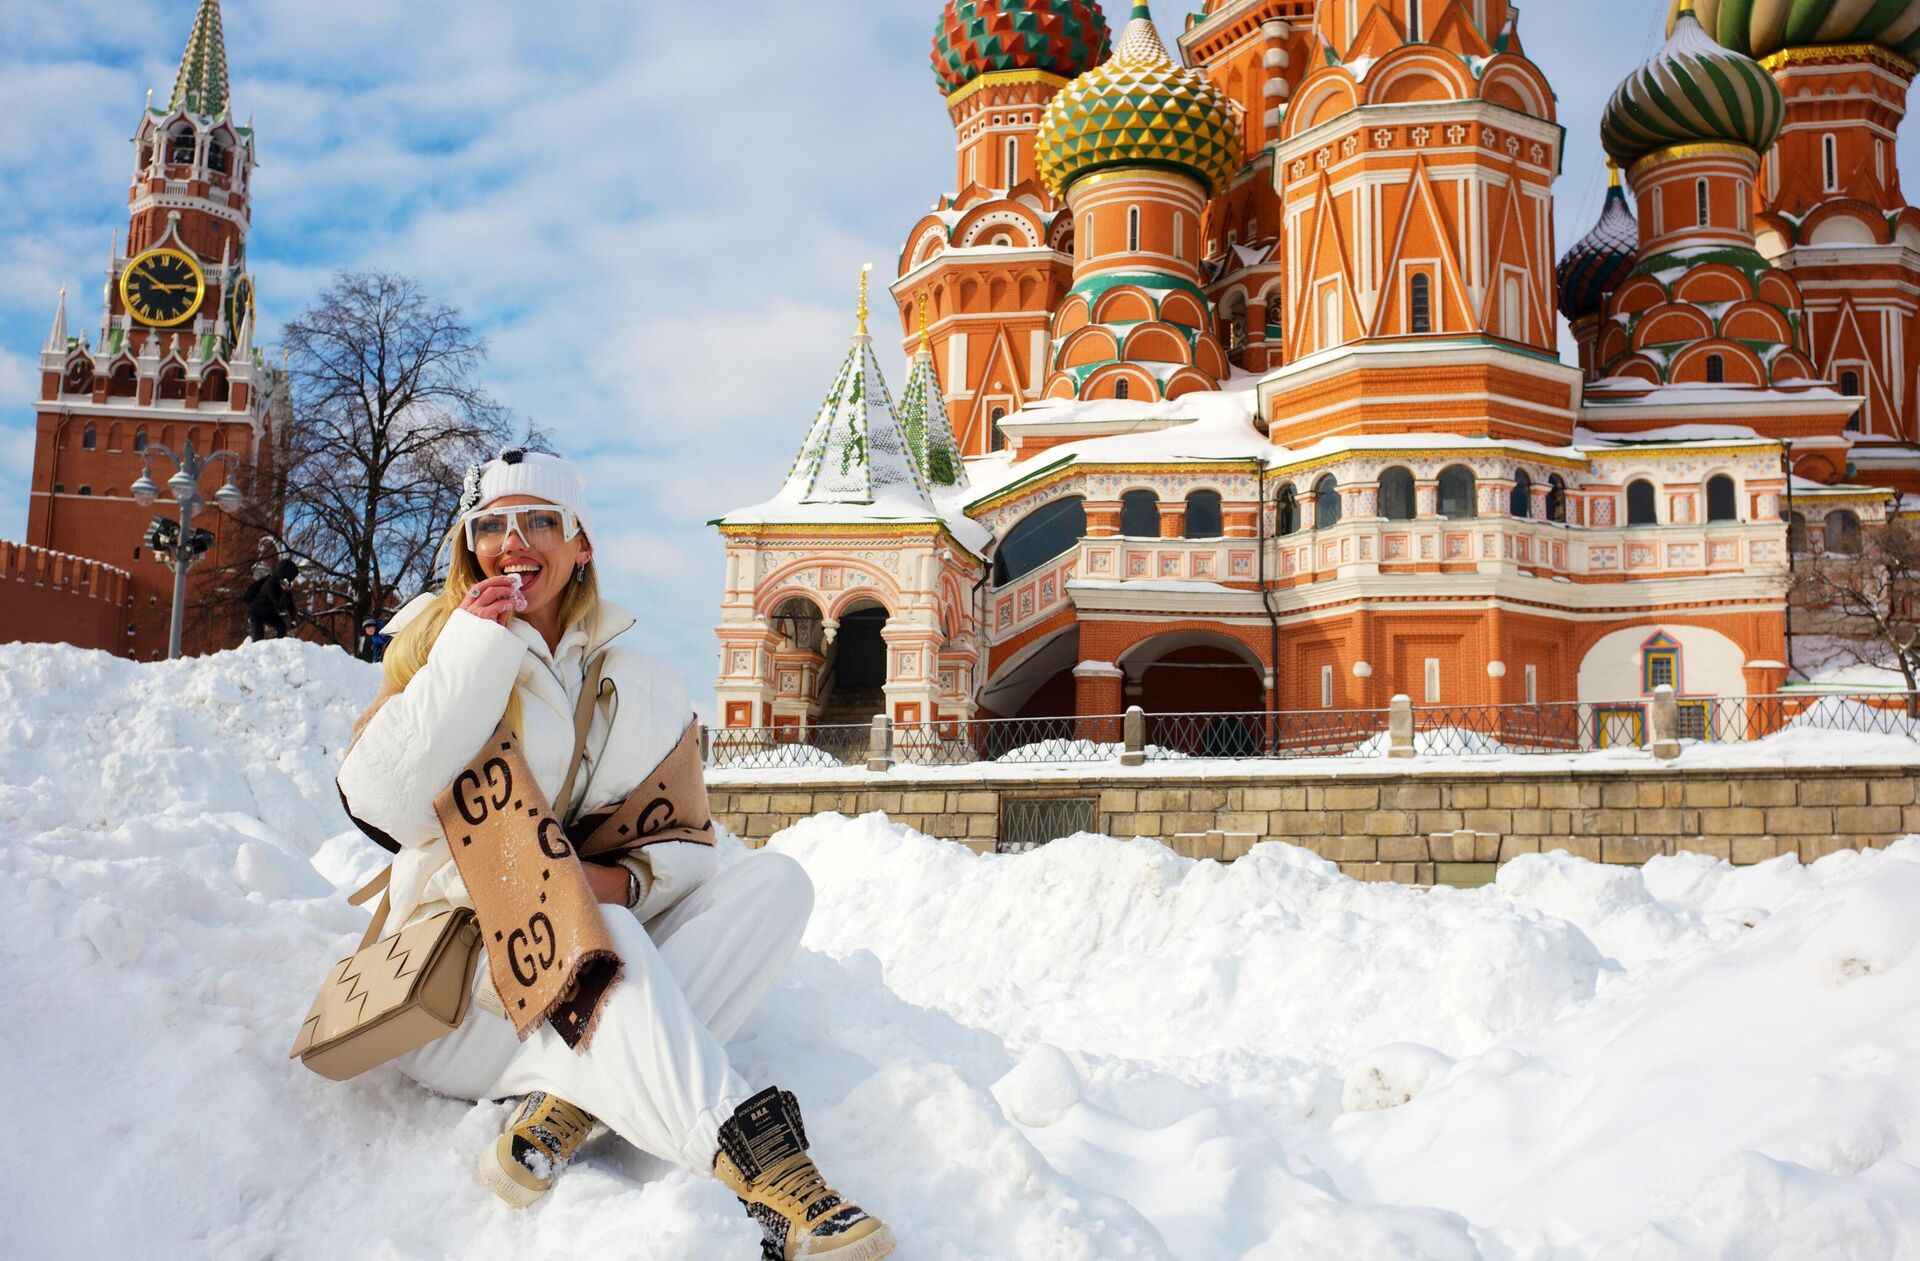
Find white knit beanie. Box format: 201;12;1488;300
460;448;595;542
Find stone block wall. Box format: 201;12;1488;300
709;764;1920;885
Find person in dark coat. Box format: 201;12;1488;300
245;558;298;641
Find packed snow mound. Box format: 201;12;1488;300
7;640;1920;1258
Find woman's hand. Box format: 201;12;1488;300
459;575;527;627
583;861;631;907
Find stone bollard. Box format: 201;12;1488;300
699;724;711;766
867;713;894;773
1650;684;1680;760
1388;694;1416;759
1121;705;1146;767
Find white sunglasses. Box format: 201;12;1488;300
460;503;582;556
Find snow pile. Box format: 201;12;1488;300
992;738;1189;764
1350;726;1519;757
8;639;1920;1258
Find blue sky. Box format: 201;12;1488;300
2;0;1914;709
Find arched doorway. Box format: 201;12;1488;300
819;599;889;725
977;625;1079;720
1119;631;1266;755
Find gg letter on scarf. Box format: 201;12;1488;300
434;721;621;1051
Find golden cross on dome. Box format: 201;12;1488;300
856;263;873;337
917;293;930;351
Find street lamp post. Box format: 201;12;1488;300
130;439;245;660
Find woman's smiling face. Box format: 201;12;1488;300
471;493;592;621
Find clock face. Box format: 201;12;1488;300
225;271;255;336
120;248;206;328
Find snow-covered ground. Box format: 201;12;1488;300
7;639;1920;1259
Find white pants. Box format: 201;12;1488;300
397;851;813;1173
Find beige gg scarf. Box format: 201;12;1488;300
431;717;713;1050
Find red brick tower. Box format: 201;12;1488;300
24;0;285;658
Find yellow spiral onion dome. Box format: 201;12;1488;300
1602;2;1785;171
1676;0;1920;62
1035;1;1242;199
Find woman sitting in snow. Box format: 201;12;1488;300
334;449;893;1260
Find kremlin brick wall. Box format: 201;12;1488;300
0;541;130;654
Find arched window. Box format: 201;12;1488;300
1706;475;1738;522
1407;0;1422;38
82;426;97;451
108;363;137;398
158;366;187;401
990;406;1008;451
1114;378;1130;401
1841;370;1863;431
1502;276;1523;340
208;138;230;175
78;485;91;496
1121;490;1161;538
1314;474;1342;528
1127;206;1141;253
1510;470;1534;519
1184;490;1223;539
1275;485;1299;537
1173;212;1185;260
168;126;194;166
1696;178;1709;226
63;360;93;395
1438;465;1477;519
1547;474;1567;523
201;367;230;404
133;428;148;453
1826;510;1862;556
1705;354;1724;384
1409;273;1432;334
993;496;1087;586
1787;510;1808;554
1627;479;1658;526
1823;134;1839;192
1321;286;1342;350
1004;136;1018;185
1378;467;1415;521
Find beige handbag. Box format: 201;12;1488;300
288;871;482;1081
290;652;610;1081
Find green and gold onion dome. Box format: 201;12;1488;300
1602;1;1785;171
1674;0;1920;63
1035;1;1242;199
933;0;1112;97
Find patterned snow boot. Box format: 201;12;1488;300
479;1091;598;1208
713;1086;896;1260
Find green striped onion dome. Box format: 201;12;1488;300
933;0;1111;97
1602;6;1785;170
1677;0;1920;62
1036;2;1242;198
1557;177;1640;322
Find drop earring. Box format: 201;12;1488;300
574;562;589;585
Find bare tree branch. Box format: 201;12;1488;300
222;270;544;649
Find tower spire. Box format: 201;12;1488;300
45;288;67;354
170;0;231;118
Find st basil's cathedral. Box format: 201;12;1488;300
715;0;1920;735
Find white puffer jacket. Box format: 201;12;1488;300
336;594;716;931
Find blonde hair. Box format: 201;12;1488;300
381;520;601;737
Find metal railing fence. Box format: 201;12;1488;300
702;692;1920;771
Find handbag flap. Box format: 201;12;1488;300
290;908;477;1059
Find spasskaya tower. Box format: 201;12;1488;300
22;0;287;658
